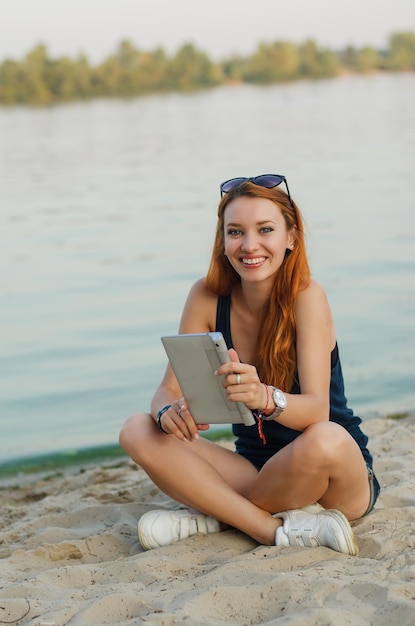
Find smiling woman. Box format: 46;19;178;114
119;174;380;556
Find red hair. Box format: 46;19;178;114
205;182;310;390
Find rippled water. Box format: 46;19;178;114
1;73;414;461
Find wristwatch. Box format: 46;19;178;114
261;387;287;421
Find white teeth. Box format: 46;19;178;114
242;257;265;265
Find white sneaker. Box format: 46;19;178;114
275;509;359;556
137;508;221;550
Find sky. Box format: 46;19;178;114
0;0;414;63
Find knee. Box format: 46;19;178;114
298;422;350;469
119;412;156;466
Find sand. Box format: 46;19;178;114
1;414;414;625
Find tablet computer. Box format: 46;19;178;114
161;332;255;426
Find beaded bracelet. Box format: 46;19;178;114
156;404;171;433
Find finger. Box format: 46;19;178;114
197;424;210;431
159;404;191;441
174;404;200;441
174;399;189;424
228;348;240;364
171;420;192;442
224;372;241;388
216;362;243;379
160;411;188;441
175;398;187;416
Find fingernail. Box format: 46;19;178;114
192;433;200;441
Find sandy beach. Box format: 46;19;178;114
1;414;414;625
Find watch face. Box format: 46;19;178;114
273;388;287;409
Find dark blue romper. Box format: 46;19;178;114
216;294;380;512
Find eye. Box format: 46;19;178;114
260;226;273;233
226;228;242;236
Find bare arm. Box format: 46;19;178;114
150;279;217;440
282;279;335;428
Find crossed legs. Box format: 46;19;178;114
119;414;370;546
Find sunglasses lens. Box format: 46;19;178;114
220;177;248;194
253;175;284;188
220;174;291;205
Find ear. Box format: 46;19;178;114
287;227;297;251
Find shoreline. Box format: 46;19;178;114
1;411;412;485
1;411;411;482
0;426;234;484
0;410;415;480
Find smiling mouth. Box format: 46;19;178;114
241;257;266;265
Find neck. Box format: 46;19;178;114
238;279;273;316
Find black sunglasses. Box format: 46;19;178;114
220;174;293;207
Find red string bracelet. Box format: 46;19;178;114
256;416;267;445
263;384;273;415
252;383;270;445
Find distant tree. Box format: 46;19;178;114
73;54;93;98
1;31;414;107
46;56;80;99
355;47;382;72
221;54;251;82
92;56;123;96
166;43;222;90
135;48;169;92
340;45;359;70
21;44;51;104
245;41;299;83
388;32;415;70
0;59;22;103
111;39;142;95
298;40;340;78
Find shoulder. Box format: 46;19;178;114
296;278;329;307
187;278;218;303
180;278;218;332
295;279;335;343
294;279;332;325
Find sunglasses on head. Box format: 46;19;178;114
220;174;293;207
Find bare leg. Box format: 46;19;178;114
120;415;371;547
245;421;370;520
120;413;280;545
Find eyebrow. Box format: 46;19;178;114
225;220;277;227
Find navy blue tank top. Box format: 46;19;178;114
216;294;373;471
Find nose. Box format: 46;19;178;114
241;232;259;252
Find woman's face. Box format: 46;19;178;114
223;195;295;286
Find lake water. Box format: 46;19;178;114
1;73;414;463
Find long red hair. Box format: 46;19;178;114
205;181;310;391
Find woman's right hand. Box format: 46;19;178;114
159;398;209;442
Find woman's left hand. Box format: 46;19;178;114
216;348;267;410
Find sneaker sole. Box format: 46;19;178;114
323;509;359;556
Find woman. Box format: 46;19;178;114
119;174;380;555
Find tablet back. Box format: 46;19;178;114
161;332;255;426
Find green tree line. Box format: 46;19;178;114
0;32;414;106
